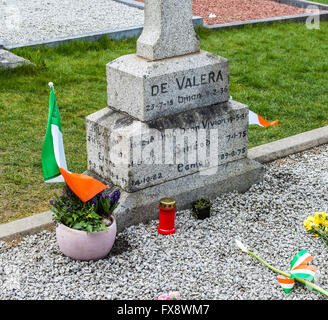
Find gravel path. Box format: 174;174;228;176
1;144;328;300
1;0;319;46
0;0;144;46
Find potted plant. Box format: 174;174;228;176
191;198;211;220
50;184;120;261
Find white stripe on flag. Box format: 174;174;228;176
280;283;294;290
248;110;262;126
292;269;316;278
45;175;65;183
51;124;68;171
292;252;311;269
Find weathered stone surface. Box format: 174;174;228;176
107;50;229;121
136;0;200;60
85;157;264;232
0;49;31;69
86;99;249;192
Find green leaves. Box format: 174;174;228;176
98;197;110;213
194;198;211;209
51;185;109;233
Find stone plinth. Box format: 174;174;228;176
107;51;229;121
86;100;249;192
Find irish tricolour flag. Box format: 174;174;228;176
230;96;278;127
248;110;279;127
277;250;316;294
41;82;68;183
41;82;108;202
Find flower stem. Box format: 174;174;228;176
247;250;290;278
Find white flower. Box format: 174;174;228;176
235;239;249;253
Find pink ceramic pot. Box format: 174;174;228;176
55;216;117;261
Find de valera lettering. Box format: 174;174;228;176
151;70;224;96
151;82;168;96
176;70;224;90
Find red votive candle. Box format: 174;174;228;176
158;198;176;235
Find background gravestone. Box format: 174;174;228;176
86;0;264;232
0;49;31;69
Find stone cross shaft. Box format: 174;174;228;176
137;0;200;61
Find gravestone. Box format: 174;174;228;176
86;0;264;232
0;49;31;69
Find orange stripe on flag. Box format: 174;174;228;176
292;264;316;273
301;256;313;266
277;275;294;284
258;115;279;127
59;168;108;202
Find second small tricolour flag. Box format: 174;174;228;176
230;96;278;127
248;110;279;127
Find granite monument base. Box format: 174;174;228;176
86;99;250;193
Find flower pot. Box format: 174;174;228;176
55;216;117;261
192;202;211;220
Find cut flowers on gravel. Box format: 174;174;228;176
304;212;328;247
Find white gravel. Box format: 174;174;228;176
1;144;328;300
0;0;144;46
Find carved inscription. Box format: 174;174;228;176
87;109;248;192
151;70;224;96
146;69;229;116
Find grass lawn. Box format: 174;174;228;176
1;21;328;224
310;0;328;4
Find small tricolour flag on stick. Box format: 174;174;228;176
229;96;278;127
41;82;109;202
248;110;279;127
41;82;68;183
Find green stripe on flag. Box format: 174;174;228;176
49;87;62;130
290;250;308;270
282;288;293;294
291;272;315;281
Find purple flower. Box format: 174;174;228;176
88;191;102;205
89;195;98;205
110;189;120;204
64;184;73;196
50;200;54;205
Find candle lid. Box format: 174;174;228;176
159;197;176;209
